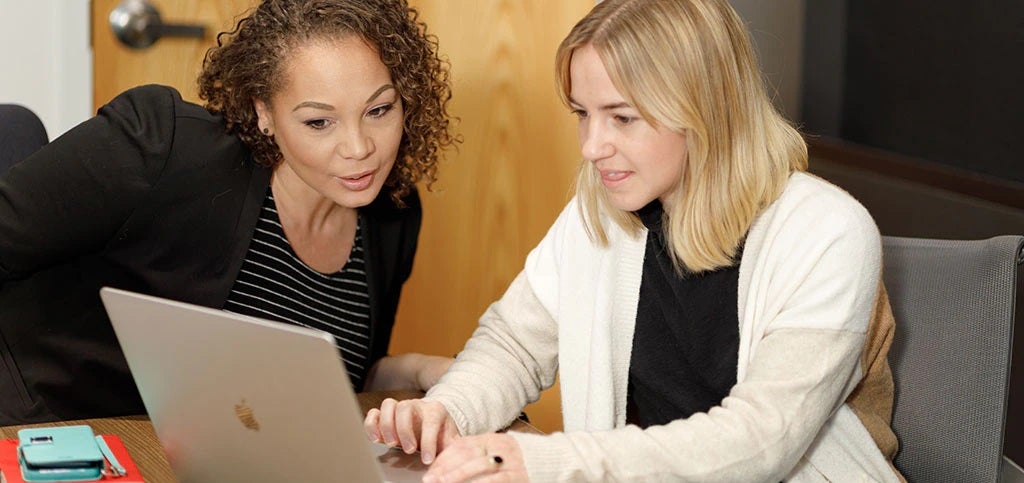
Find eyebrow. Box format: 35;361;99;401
365;84;397;103
292;101;334;112
290;84;397;112
568;96;631;111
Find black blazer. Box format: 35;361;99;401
0;86;421;425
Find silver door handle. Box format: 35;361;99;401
109;0;206;49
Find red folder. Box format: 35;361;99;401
0;435;143;482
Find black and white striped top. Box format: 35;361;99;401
224;190;372;389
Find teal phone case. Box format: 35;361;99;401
17;425;103;482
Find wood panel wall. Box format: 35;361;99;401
392;1;592;432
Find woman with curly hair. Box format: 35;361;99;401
0;0;458;425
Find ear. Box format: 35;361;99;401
253;98;273;136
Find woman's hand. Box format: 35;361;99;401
363;353;454;391
414;354;454;390
422;433;527;483
364;397;461;464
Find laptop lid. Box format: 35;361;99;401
99;287;426;483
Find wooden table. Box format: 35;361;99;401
0;391;540;482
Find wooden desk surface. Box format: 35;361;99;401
0;391;539;482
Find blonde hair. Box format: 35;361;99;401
555;0;807;272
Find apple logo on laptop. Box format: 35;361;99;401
234;399;261;431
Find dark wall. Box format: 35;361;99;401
844;1;1024;182
803;1;1024;183
800;0;847;136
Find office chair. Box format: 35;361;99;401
0;104;49;174
882;235;1024;482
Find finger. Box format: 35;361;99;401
424;437;483;476
417;404;447;464
378;398;399;447
440;417;461;450
426;448;502;483
394;400;419;454
363;408;382;443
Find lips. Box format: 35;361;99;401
598;168;633;188
600;170;630;181
335;169;377;191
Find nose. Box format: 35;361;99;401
579;119;613;162
336;124;374;160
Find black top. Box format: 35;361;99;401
225;190;373;389
0;85;421;425
627;201;741;428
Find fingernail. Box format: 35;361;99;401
401;439;416;454
422;452;434;464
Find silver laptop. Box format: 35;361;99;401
99;287;427;483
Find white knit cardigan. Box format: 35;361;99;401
425;173;900;482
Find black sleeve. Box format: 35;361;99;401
398;188;422;284
0;85;178;281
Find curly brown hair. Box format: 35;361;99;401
197;0;457;204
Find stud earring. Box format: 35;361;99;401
262;128;270;135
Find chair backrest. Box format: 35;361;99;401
0;103;49;174
883;235;1024;482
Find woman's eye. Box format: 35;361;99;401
614;115;635;125
304;119;331;130
367;103;395;118
570;109;588;119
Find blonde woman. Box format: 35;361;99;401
366;0;903;481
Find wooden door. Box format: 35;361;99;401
92;0;258;109
91;0;592;433
389;1;591;433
